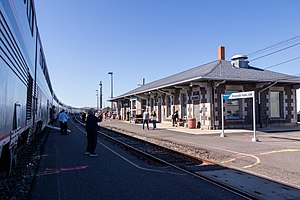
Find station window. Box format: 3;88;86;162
132;100;136;109
192;91;200;102
226;91;242;120
141;99;147;110
167;96;173;117
124;99;129;107
270;91;283;118
181;94;187;117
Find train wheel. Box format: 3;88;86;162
11;146;17;169
0;146;13;177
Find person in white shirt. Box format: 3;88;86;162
142;109;150;130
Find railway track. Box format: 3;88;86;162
98;126;258;200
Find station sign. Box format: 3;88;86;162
221;91;258;142
223;91;254;100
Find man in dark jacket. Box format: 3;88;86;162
85;108;102;157
172;110;179;127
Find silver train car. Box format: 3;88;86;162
0;0;78;176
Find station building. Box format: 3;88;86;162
111;47;300;130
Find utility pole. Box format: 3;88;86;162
95;89;99;111
108;72;113;111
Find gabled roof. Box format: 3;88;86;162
113;60;300;100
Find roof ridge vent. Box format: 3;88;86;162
231;54;249;68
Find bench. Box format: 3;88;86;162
130;114;143;124
177;118;187;127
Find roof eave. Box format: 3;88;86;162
111;76;204;101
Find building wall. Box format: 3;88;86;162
116;83;298;129
213;84;298;129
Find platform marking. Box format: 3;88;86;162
33;154;49;159
78;121;262;170
171;139;299;168
74;120;298;171
46;125;71;132
73;120;186;176
76;119;260;170
258;149;299;155
170;138;261;169
36;165;89;176
220;152;261;169
99;139;186;176
221;149;299;169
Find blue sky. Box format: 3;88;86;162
34;0;300;108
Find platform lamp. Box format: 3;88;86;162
99;81;102;111
95;89;99;111
108;72;113;111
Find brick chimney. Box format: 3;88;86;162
218;46;225;60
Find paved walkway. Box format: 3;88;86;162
100;119;300;192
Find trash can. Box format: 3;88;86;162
188;118;196;129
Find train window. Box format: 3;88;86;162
27;0;30;21
24;0;27;4
26;0;35;36
40;50;43;67
43;64;47;75
31;7;35;34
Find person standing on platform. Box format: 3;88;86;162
151;111;157;130
172;110;179;127
85;108;102;157
81;112;86;123
58;109;69;135
49;105;56;125
142;109;150;130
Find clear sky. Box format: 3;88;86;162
34;0;300;108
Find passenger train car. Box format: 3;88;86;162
0;0;77;176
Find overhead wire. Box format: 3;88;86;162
250;42;300;61
244;35;300;71
247;35;300;57
263;56;300;70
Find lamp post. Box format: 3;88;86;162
108;72;113;111
99;81;102;111
95;89;99;111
